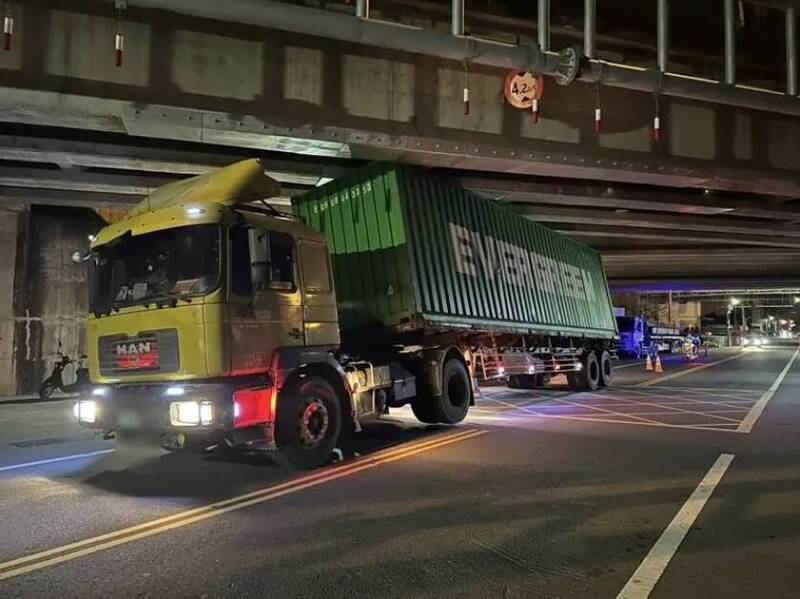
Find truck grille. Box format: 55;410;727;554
98;330;179;376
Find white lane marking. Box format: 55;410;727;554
0;449;115;472
737;346;800;433
614;361;646;370
635;352;747;388
617;453;735;599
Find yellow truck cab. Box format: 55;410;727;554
77;159;394;468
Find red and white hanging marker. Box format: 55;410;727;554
531;98;540;124
3;14;13;52
594;107;602;133
653;115;661;141
113;0;126;67
463;86;470;116
115;31;124;67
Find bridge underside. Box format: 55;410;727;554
1;127;799;292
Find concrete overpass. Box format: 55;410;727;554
1;0;800;392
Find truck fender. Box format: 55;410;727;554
270;346;355;430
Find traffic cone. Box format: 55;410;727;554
645;355;653;371
654;356;663;373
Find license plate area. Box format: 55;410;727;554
117;409;143;430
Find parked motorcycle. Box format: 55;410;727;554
39;352;90;400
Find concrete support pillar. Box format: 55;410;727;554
0;208;22;396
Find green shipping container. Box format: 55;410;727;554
294;164;617;339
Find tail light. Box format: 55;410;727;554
233;387;276;428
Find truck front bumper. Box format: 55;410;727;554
75;380;276;451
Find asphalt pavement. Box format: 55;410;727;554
0;345;798;598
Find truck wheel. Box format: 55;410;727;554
411;358;471;424
275;376;341;469
567;351;601;392
598;350;613;387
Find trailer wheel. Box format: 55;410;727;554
275;376;341;469
598;350;613;387
411;358;471;424
567;351;601;392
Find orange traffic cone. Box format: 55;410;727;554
645;355;653;371
654;355;664;373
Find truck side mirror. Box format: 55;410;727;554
72;250;92;264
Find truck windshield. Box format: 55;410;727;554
89;225;220;315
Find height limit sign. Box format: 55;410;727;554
503;71;544;121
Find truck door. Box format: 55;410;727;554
227;224;304;375
297;239;340;347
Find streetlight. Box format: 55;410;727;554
794;296;800;304
731;297;741;306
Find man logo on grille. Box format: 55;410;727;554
116;342;152;356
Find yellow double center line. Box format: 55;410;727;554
0;428;486;582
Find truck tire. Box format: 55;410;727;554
275;376;341;469
567;351;601;392
411;358;471;424
598;350;613;387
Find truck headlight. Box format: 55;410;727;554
170;401;213;426
73;400;97;423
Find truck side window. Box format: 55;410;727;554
265;231;295;290
231;226;297;294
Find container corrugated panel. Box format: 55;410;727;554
294;164;617;339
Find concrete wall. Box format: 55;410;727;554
12;207;103;395
0;208;22;395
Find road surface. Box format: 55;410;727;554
0;345;798;598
